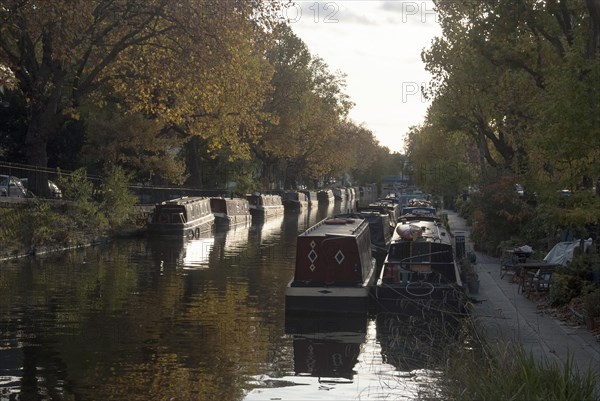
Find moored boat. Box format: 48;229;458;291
282;191;309;212
336;209;393;264
400;205;437;218
299;189;318;207
209;197;252;228
285;217;376;314
246;193;285;220
369;199;400;224
375;218;465;313
333;187;346;201
317;189;335;204
147;197;214;239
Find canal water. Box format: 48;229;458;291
0;200;465;401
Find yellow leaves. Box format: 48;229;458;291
63;107;80;121
0;64;17;90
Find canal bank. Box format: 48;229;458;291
446;210;600;377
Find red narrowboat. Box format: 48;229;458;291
285;217;376;314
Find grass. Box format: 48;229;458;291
435;324;600;401
384;310;600;401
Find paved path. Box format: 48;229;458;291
445;210;600;377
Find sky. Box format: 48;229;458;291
287;1;442;153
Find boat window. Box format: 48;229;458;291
175;213;186;223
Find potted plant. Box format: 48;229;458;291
461;257;479;294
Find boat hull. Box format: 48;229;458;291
375;283;466;314
213;213;252;228
282;200;309;212
147;217;214;239
285;284;371;314
249;205;285;219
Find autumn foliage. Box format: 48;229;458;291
0;1;389;194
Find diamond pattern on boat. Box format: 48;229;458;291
308;249;318;263
335;250;345;265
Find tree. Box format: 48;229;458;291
423;0;599;190
258;24;359;189
404;121;474;205
0;0;282;195
81;105;186;183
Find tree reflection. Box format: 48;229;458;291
0;240;277;401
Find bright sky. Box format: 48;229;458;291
287;1;442;153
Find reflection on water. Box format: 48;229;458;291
0;197;465;401
285;314;367;380
180;236;215;269
148;234;215;270
250;214;284;247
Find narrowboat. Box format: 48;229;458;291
375;218;465;313
299;189;318;207
282;191;309;212
209;197;252;228
147;197;214;239
317;189;335;204
246;193;285;219
399;206;438;219
369;199;400;224
336;209;393;264
285;217;376;314
333;187;346;201
346;187;356;201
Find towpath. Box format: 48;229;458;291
445;210;600;377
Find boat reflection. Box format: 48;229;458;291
179;236;215;269
316;202;335;221
285;314;368;380
375;311;463;372
147;235;214;270
213;222;251;260
296;206;318;232
250;214;284;246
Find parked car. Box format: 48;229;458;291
0;175;28;197
20;178;63;198
515;184;524;198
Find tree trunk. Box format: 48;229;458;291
25;111;52;198
185;137;203;188
586;0;600;59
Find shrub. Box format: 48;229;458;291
97;166;137;230
583;289;600;319
549;253;598;307
58;168;107;231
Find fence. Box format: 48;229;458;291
0;161;230;204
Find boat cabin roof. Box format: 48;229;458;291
392;219;450;246
247;193;282;206
283;191;308;201
300;217;368;238
157;197;209;207
400;206;437;217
